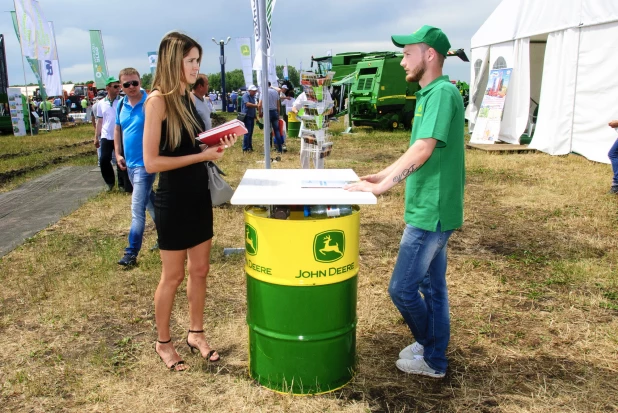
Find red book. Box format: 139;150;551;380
197;119;248;146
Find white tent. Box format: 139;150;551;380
467;0;618;164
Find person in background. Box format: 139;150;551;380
230;90;238;112
143;31;237;371
345;25;465;379
53;96;61;107
241;85;259;153
608;120;618;194
94;76;123;191
114;67;156;267
81;97;88;113
258;82;283;153
190;73;212;131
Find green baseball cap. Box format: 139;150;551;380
105;76;119;86
391;25;451;57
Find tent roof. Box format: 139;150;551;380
472;0;618;48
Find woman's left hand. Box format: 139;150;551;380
218;133;238;151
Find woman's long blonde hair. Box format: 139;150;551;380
148;32;203;150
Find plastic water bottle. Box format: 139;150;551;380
304;205;353;218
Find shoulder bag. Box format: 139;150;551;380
206;161;234;206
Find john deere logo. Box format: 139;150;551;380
245;224;258;256
240;45;251;56
417;104;422;112
313;230;345;263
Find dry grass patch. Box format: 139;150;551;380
1;119;617;412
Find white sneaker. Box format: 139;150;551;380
396;356;445;378
399;342;424;360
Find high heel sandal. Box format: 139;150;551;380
186;330;220;362
155;338;186;371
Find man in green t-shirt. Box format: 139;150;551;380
345;25;465;378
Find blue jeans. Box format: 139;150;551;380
243;116;255;150
269;109;283;151
388;223;453;373
608;138;618;186
125;166;156;256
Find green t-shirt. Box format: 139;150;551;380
404;75;465;232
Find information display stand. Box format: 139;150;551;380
231;169;376;394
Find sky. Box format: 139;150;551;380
2;0;502;87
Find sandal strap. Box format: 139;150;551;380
168;360;185;370
188;329;204;334
157;338;172;344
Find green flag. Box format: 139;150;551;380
89;30;109;89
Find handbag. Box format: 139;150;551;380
206;161;234;206
236;112;247;122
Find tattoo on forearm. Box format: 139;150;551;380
393;163;421;183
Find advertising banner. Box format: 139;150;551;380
147;51;157;75
13;0;36;58
40;59;62;96
31;0;56;61
470;68;512;144
251;0;277;85
89;30;109;89
8;87;27;136
11;10;46;100
235;38;253;88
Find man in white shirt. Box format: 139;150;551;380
190;74;212;131
94;76;122;191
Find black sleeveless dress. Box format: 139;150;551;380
154;95;213;250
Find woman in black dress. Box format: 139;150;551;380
144;32;237;371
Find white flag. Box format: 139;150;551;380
251;0;276;74
13;0;37;58
235;37;254;88
31;0;56;61
40;59;62;96
283;58;288;80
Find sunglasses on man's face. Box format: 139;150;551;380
110;84;120;89
122;80;139;88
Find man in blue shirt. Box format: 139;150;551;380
241;85;259;152
113;68;156;267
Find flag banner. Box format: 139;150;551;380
31;0;56;61
251;0;276;75
251;0;262;71
41;59;62;96
283;58;288;80
89;30;109;89
470;68;512;144
235;37;253;88
147;51;157;75
13;0;36;58
11;11;46;99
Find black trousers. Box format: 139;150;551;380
100;139;118;187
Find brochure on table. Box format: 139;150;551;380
231;169;377;205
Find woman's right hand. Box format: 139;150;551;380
200;144;225;162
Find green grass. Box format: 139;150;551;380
0;117;617;412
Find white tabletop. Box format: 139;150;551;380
231;169;377;205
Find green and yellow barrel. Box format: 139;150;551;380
244;206;359;394
287;111;301;138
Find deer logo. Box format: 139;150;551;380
245;224;258;256
313;230;345;263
